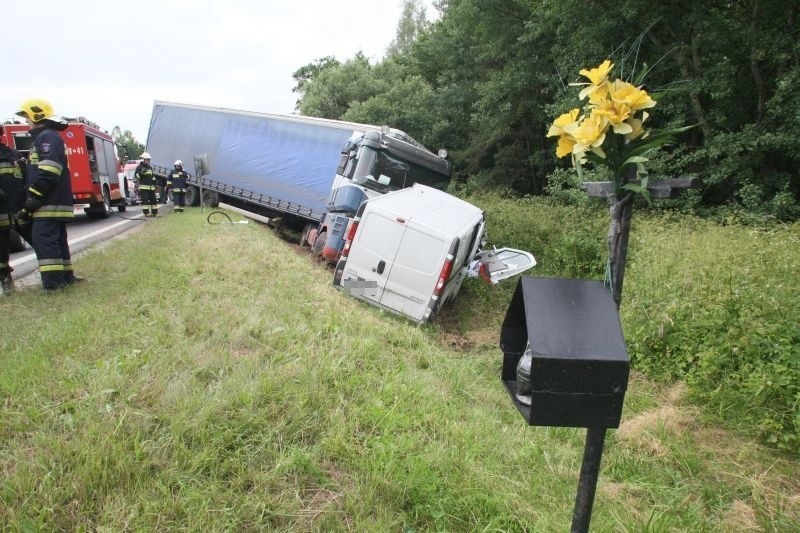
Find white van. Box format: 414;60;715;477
333;184;536;323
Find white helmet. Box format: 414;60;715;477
141;152;151;159
174;160;183;166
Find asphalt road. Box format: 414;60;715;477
8;204;158;284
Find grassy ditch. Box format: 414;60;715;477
1;207;798;530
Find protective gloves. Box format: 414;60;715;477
15;208;31;223
23;194;43;213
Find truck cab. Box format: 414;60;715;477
308;128;453;262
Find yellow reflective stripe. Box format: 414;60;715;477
0;167;17;174
29;187;44;197
40;264;66;272
36;205;73;212
38;164;62;175
0;219;10;228
39;158;63;170
32;207;75;219
139;185;155;190
33;209;74;215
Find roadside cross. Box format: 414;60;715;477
581;173;702;309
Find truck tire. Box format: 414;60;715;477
9;228;26;253
203;190;220;208
86;187;112;219
300;223;316;247
117;198;127;212
312;230;327;257
186;185;200;206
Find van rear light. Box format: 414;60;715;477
433;254;455;296
341;218;360;258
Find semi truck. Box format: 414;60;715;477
144;101;452;261
0;117;127;219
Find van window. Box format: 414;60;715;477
357;212;405;260
394;228;447;275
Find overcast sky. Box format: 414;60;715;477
1;0;436;144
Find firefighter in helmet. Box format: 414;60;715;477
0;138;27;295
168;160;188;212
14;98;84;291
135;152;158;216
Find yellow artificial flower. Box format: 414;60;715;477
609;80;656;112
576;59;614;102
580;59;614;85
572;114;609;158
593;100;633;134
625;111;651;141
556;135;576;158
547;108;581;137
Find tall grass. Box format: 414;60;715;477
623;213;800;452
0;208;798;530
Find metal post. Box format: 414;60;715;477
199;172;205;214
571;427;607;532
194;157;205;213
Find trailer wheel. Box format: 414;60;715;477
312;230;327;257
300;223;316;247
202;190;220;208
186;185;200;206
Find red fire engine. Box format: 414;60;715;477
0;117;126;218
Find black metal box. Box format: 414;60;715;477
500;277;629;428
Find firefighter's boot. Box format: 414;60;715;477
65;274;87;285
1;268;14;296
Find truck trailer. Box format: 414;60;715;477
144;101;452;261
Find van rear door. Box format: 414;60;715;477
379;226;451;322
338;209;406;305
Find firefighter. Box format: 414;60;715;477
135;153;158;216
167;160;188;212
14;98;83;291
157;173;169;206
0;139;26;295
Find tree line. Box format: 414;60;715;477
292;0;799;221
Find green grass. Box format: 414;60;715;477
1;207;798;530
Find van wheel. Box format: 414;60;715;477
312;230;327;257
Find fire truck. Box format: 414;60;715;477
0;117;127;218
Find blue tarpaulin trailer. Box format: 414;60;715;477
145;101;374;222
